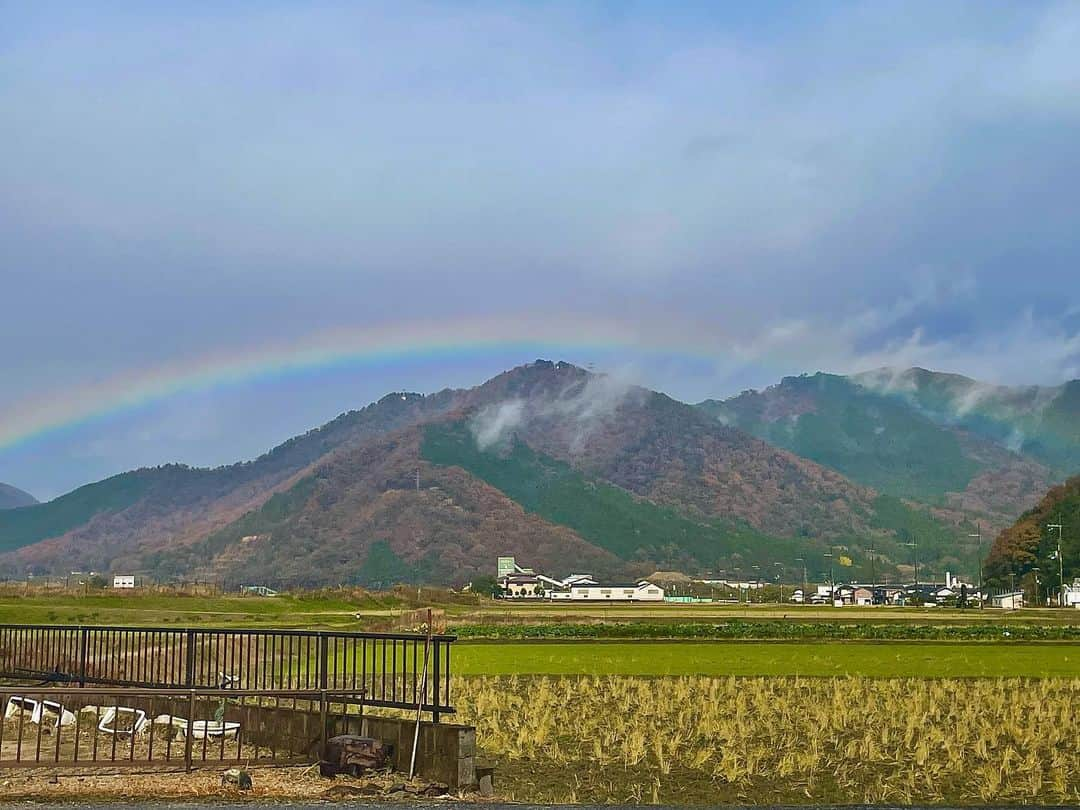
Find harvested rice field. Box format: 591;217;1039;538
452;675;1080;805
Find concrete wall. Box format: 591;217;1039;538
359;714;476;789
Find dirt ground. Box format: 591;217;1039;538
0;765;482;802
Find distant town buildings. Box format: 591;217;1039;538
487;557;1072;610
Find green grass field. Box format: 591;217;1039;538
453;640;1080;677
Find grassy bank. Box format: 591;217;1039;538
453;675;1080;804
454;640;1080;677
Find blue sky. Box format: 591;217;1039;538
2;1;1079;499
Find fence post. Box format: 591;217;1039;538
318;633;328;690
319;689;328;763
78;627;89;687
431;641;441;724
184;689;196;773
184;629;196;687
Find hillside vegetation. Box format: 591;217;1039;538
699;373;983;501
421;421;809;569
985;475;1079;589
856;368;1080;476
699;372;1054;520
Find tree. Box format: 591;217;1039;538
468;576;502;598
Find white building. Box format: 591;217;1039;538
549;581;664;601
1062;581;1080;608
112;575;136;589
499;573;543;598
992;591;1024;610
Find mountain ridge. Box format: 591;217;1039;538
0;360;1052;585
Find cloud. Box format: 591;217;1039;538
469;368;644;454
470;400;526;451
2;1;1079;492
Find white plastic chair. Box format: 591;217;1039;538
152;714;241;740
4;696;38;720
96;706;148;736
31;699;77;728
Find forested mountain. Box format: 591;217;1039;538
0;361;1041;586
0;483;37;510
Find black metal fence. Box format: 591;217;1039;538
0;625;454;719
0;686;363;769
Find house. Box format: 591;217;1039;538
112;575;136;589
852;587;873;606
550;581;664;602
790;588;805;604
992;591;1025;610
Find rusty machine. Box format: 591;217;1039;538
319;734;391;777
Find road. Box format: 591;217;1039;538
6;804;1077;809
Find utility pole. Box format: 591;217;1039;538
869;540;876;603
1048;519;1064;607
904;537;919;604
416;468;421;492
969;523;983;609
823;550;835;603
795;557;807;604
774;562;783;605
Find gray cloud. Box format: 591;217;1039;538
2;1;1079;494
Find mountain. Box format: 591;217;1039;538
854;368;1080;476
984;475;1079;590
0;483;37;510
0;360;988;586
698;372;1056;531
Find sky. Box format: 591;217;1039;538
2;0;1079;500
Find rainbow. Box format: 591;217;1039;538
0;313;744;453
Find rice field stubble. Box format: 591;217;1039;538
450;675;1080;805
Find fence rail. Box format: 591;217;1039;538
0;624;454;719
0;686;362;769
